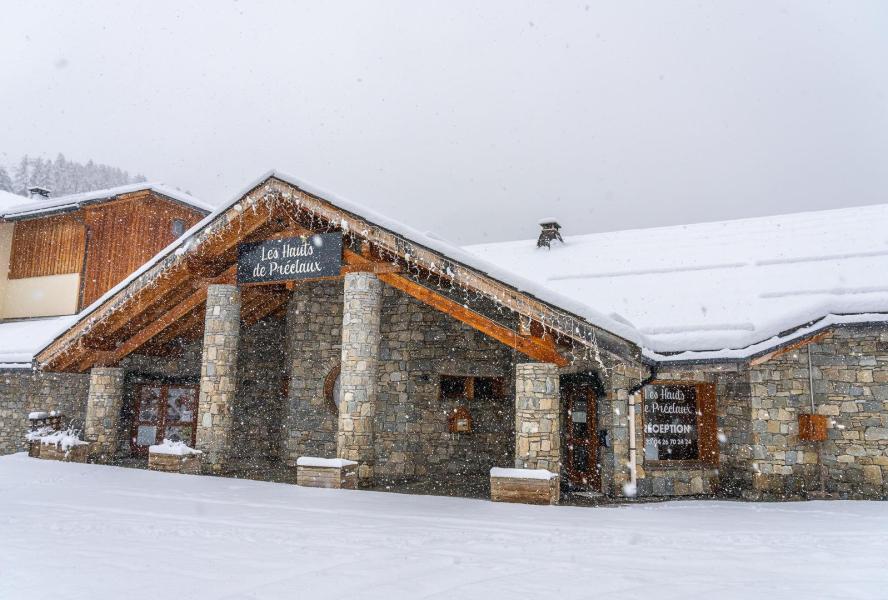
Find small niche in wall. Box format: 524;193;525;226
448;406;473;434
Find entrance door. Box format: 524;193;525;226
131;384;198;454
563;380;600;489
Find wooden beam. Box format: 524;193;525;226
109;284;209;364
377;273;567;367
749;331;829;367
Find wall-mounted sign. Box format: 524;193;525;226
237;233;343;284
643;383;699;461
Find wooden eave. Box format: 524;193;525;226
36;176;640;372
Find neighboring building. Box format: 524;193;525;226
0;183;210;453
3;171;888;502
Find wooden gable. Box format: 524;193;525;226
37;176;639;372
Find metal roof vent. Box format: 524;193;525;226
28;186;52;200
537;218;563;249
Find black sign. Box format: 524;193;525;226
237;233;343;284
643;383;699;461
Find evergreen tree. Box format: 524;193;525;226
0;167;13;192
5;154;148;197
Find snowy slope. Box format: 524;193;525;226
467;204;888;354
1;453;886;600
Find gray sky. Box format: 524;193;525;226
2;1;887;244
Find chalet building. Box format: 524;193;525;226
3;172;888;502
0;184;211;452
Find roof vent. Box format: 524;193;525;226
537;218;563;249
28;186;51;200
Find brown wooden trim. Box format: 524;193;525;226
640;380;719;467
110;284;208;363
377;272;568;366
749;331;829;367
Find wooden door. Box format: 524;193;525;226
563;382;600;489
131;384;198;454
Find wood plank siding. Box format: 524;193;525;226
80;193;203;308
8;214;86;279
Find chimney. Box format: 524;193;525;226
28;186;52;200
537;218;563;249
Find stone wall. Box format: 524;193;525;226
0;370;90;456
196;284;241;471
281;280;342;464
749;324;888;499
83;367;125;460
639;365;749;498
231;314;288;466
514;362;560;471
337;272;382;483
373;286;515;483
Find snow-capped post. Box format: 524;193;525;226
514;363;561;472
196;284;241;473
84;367;125;462
337;271;382;486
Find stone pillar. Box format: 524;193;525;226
196;284;241;472
84;367;125;462
337;272;382;485
514;363;561;471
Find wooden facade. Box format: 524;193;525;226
80;193;203;307
8;213;86;279
5;190;205;311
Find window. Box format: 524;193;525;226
171;218;186;237
131;384;198;454
439;375;505;401
642;381;717;464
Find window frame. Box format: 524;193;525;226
438;375;505;401
641;380;718;467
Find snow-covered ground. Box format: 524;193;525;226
1;454;886;600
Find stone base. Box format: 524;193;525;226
491;469;560;505
38;443;89;463
28;441;41;458
148;452;202;474
296;458;358;489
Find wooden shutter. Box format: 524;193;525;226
697;382;719;465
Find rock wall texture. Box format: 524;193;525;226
514;362;560;471
196;284;241;471
84;367;125;460
282;280;343;464
373;286;515;483
0;370;89;455
748;324;888;499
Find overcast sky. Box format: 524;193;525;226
2;1;887;244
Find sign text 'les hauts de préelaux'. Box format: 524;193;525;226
237;233;343;284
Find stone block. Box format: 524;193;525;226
148;451;202;474
490;468;559;505
296;457;359;489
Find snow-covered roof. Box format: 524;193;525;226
29;170;888;368
0;315;80;368
1;183;214;219
466;204;888;359
0;190;29;213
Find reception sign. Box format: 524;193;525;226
642;383;699;461
237;233;343;284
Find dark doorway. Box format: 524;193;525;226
561;373;601;490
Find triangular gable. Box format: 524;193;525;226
36;172;642;372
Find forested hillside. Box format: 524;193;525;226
0;154;145;197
